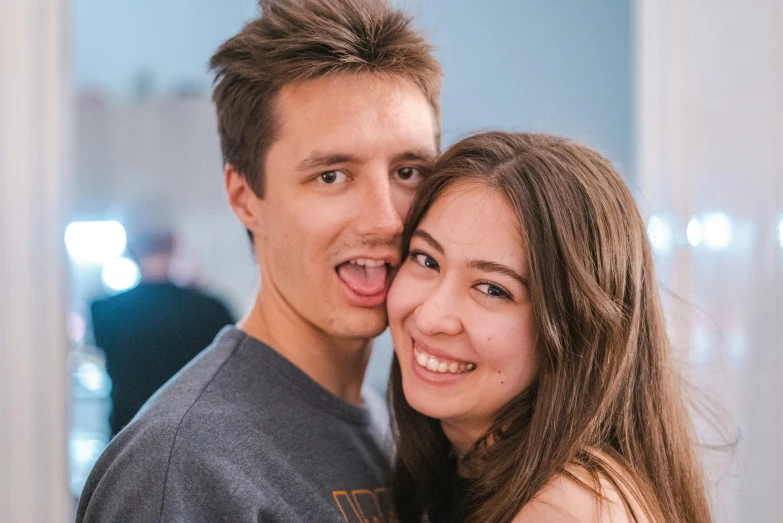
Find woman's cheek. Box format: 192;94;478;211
387;266;421;324
470;313;534;370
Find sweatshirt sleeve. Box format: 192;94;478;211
75;418;174;522
75;414;273;523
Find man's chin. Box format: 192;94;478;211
330;306;389;340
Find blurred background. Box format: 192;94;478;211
0;0;780;521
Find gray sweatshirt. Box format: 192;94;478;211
76;327;395;522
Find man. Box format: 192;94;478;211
91;204;233;437
76;0;441;521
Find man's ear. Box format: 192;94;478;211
225;164;261;231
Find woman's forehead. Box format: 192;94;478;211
419;181;526;265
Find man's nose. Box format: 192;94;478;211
355;173;404;239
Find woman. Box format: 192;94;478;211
387;132;711;522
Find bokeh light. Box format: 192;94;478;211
101;257;140;292
686;216;703;247
65;221;126;264
702;212;733;250
647;215;673;254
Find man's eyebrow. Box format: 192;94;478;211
391;149;437;165
469;260;528;286
295;152;357;172
412;229;443;253
296;149;436;172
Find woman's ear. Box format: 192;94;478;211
225;164;261;231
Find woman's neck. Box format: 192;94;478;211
440;418;489;459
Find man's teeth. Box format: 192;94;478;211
414;348;475;374
350;258;386;268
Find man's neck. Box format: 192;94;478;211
239;291;372;406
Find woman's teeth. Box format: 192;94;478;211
414;347;475;374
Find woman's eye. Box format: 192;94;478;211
396;166;423;184
319;170;347;184
475;282;512;300
411;252;439;270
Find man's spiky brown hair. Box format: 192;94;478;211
210;0;442;196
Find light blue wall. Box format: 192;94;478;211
73;0;259;97
412;0;634;174
74;0;634;171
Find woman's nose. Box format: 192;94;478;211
413;282;463;337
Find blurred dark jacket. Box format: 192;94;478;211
91;282;234;436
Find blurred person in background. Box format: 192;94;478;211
76;0;441;521
90;200;234;437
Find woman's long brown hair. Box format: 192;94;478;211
389;132;711;522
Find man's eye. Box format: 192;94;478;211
411;251;439;270
396;167;423;183
475;282;512;300
319;170;347;184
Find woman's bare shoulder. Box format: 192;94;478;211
511;462;650;523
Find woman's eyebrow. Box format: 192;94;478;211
468;259;528;286
412;229;443;253
413;229;527;285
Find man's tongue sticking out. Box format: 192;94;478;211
337;262;388;297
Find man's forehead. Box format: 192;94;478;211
277;72;425;107
277;75;434;128
270;75;437;163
